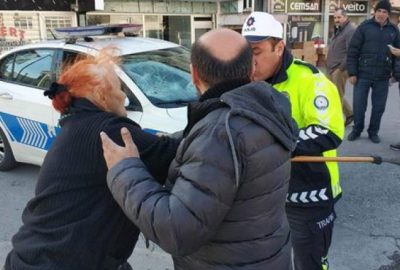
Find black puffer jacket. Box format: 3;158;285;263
347;18;400;80
107;81;298;269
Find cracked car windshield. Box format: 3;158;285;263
122;47;198;108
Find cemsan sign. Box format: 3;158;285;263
288;0;321;12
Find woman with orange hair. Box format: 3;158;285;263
4;49;179;270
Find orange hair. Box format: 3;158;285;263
52;47;121;114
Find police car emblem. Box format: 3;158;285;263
246;17;255;27
314;95;329;110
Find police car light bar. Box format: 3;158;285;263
53;24;142;39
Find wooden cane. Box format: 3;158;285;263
291;156;400;166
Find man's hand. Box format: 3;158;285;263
349;76;357;85
389;45;400;57
100;127;139;170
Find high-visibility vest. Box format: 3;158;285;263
274;59;344;205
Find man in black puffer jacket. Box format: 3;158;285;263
347;0;400;143
100;29;298;269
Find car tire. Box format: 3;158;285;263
0;127;18;171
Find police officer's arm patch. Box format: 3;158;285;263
314;95;329;111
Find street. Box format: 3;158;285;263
1;82;400;270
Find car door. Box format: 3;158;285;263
0;48;59;165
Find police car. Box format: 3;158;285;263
0;24;197;171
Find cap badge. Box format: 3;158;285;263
246;16;255;27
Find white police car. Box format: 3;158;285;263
0;24;197;170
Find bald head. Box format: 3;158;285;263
191;28;253;88
198;28;248;62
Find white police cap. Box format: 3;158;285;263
242;12;283;43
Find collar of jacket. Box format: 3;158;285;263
369;17;389;27
59;98;102;126
266;48;293;85
334;20;350;37
183;78;250;136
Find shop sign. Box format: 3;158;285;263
288;0;322;12
287;15;322;42
0;26;26;40
329;0;368;13
0;26;28;54
341;0;368;13
272;0;286;13
329;0;339;12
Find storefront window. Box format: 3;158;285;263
87;15;110;25
220;2;239;14
14;15;33;30
145;15;163;40
163;16;191;48
45;16;73;39
288;15;322;43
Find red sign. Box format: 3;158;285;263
0;26;26;40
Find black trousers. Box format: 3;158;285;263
286;205;336;270
352;78;389;135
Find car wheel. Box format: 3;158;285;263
0;127;18;171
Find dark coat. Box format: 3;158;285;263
327;20;356;74
107;81;298;269
347;18;400;80
5;99;178;270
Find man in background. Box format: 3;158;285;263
347;0;400;143
327;8;355;127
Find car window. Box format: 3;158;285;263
13;49;55;89
0;54;15;81
121;47;197;108
61;50;85;72
121;80;142;112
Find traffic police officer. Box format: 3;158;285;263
242;12;344;270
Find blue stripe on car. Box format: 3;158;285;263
0;112;59;150
143;128;161;135
0;112;162;151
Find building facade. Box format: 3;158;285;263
0;0;399;54
218;0;400;49
0;0;216;52
0;0;77;53
85;1;216;48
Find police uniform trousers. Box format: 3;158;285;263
286;205;336;270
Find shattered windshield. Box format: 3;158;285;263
121;47;198;108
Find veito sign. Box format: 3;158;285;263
341;1;367;13
329;0;368;13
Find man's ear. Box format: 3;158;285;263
276;40;285;57
190;64;200;88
